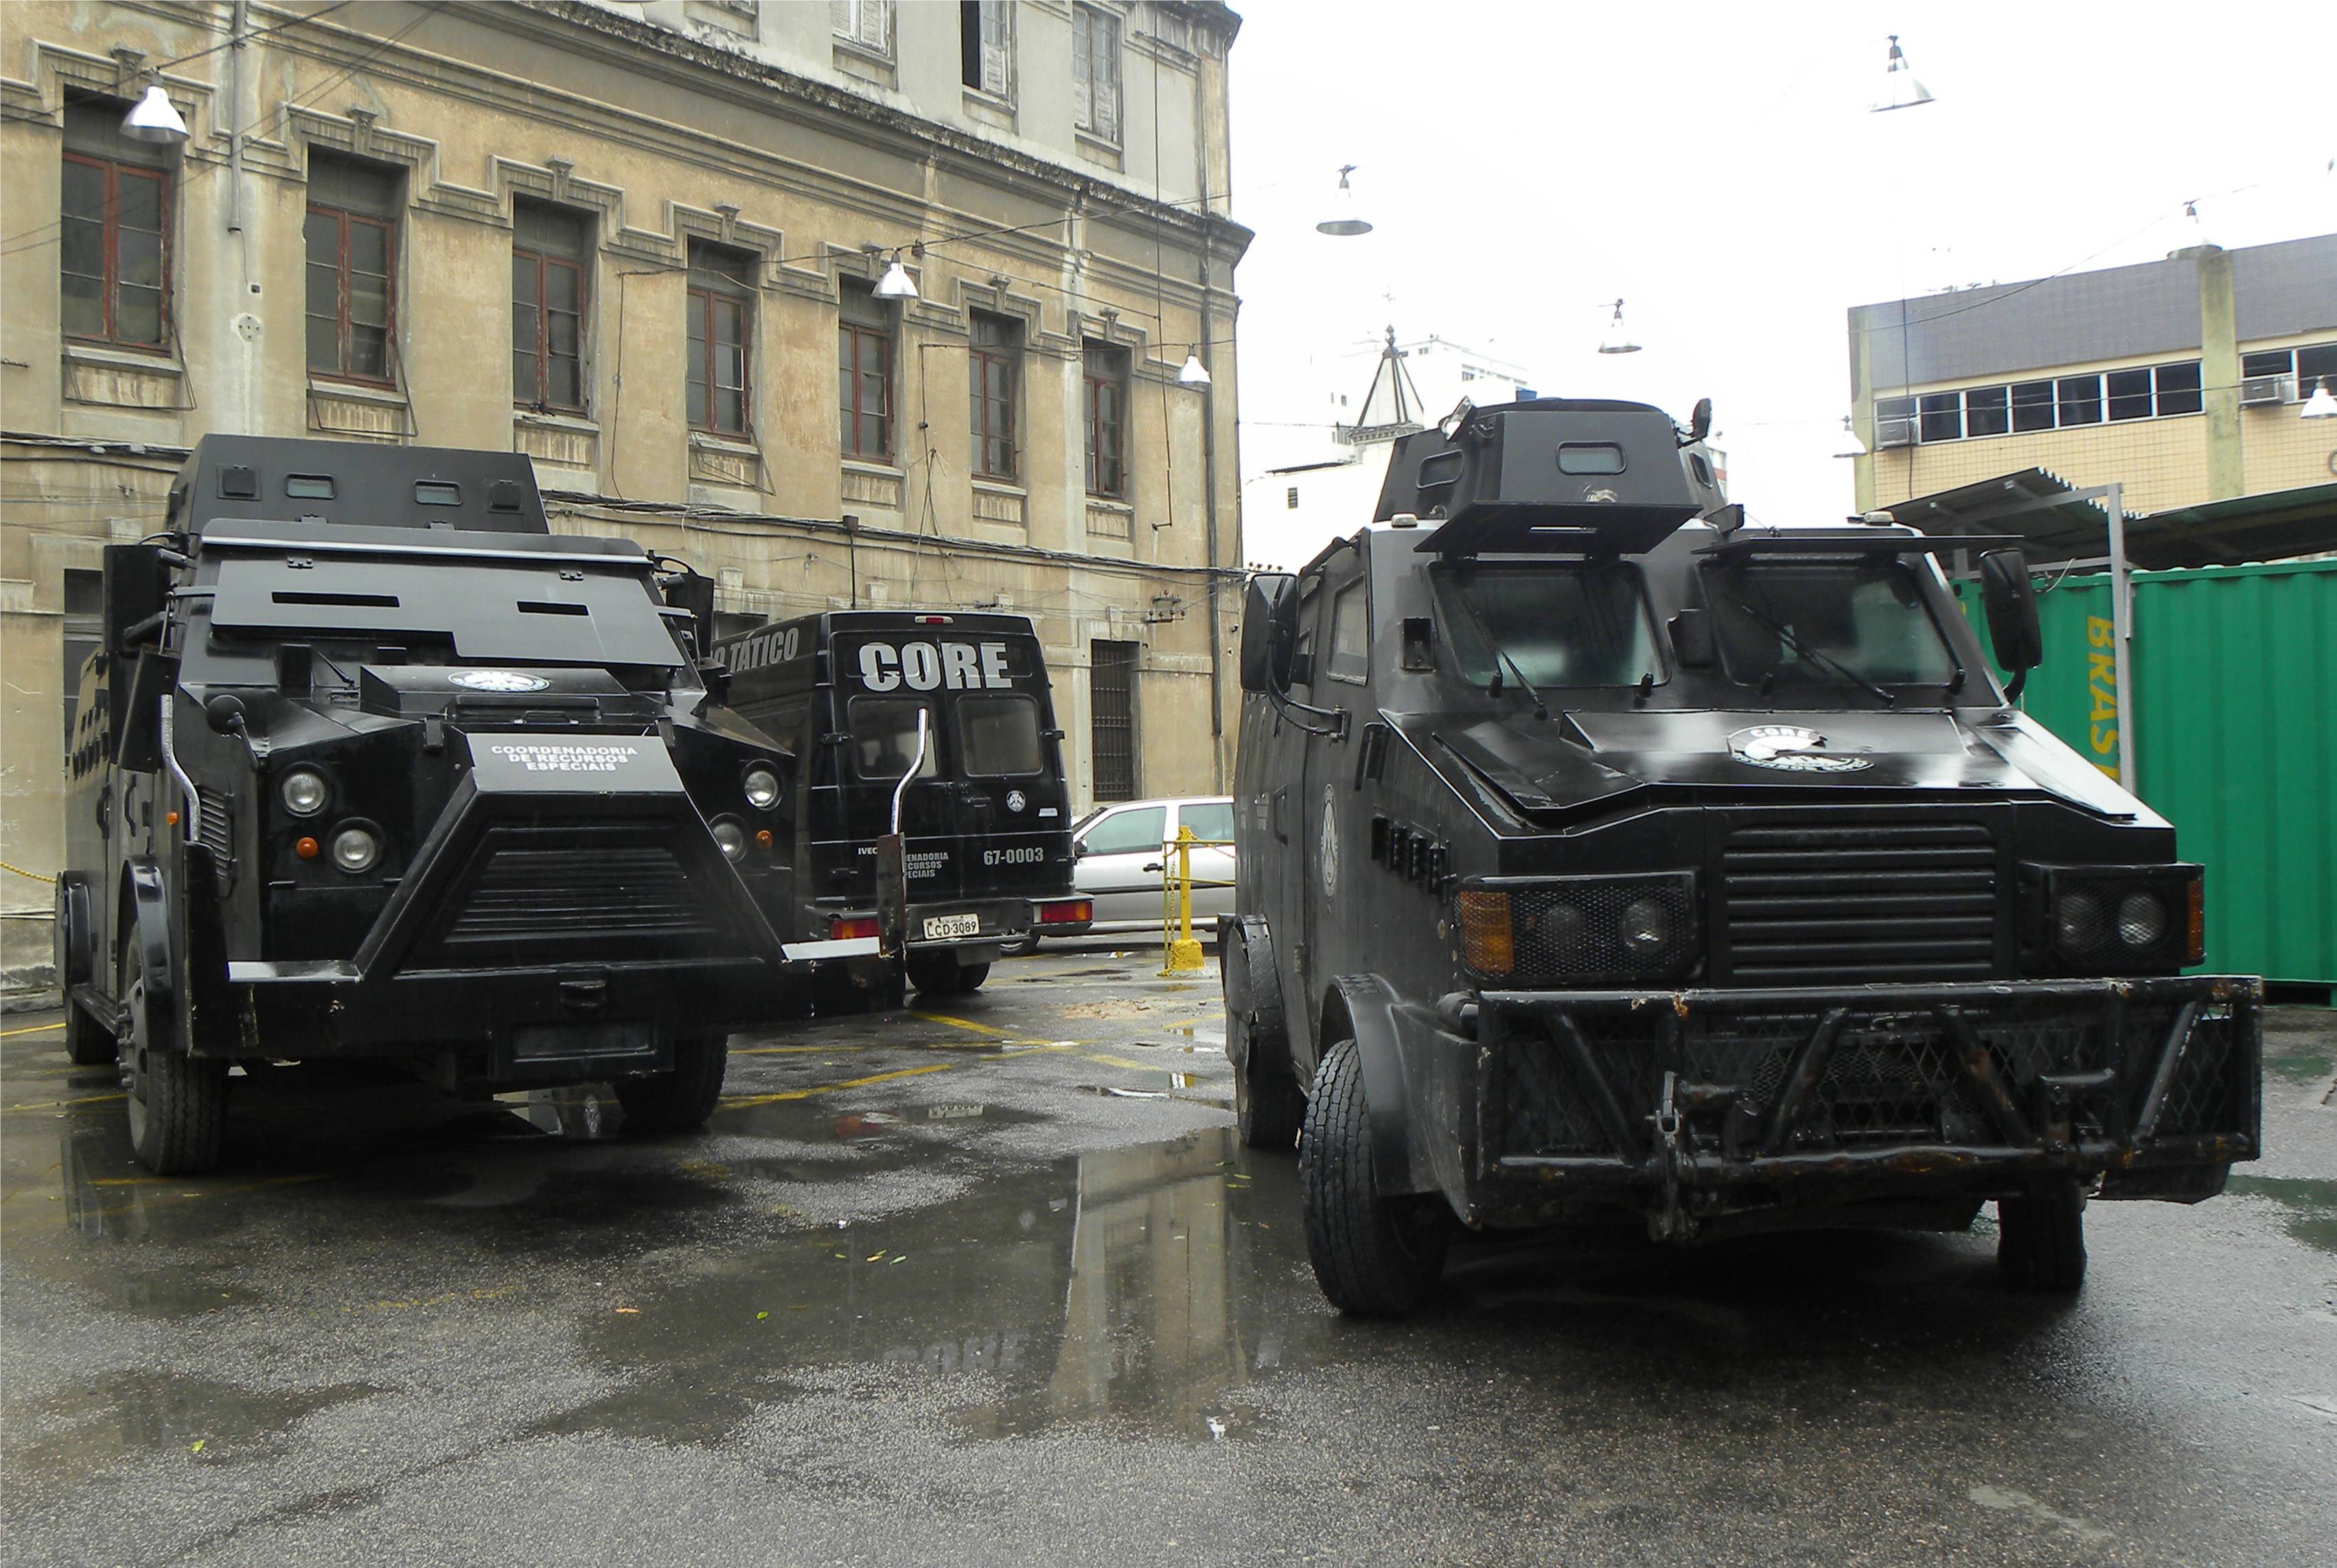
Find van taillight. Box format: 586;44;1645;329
914;614;953;625
1038;899;1092;925
830;915;882;941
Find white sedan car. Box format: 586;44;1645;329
1012;796;1236;949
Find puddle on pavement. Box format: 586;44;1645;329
2224;1175;2337;1254
557;1127;1306;1444
3;1370;381;1483
2264;1050;2336;1085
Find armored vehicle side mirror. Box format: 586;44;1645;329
660;569;717;656
1239;574;1298;694
1978;549;2042;684
698;660;732;704
1687;397;1714;443
205;693;249;736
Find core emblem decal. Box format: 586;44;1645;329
449;669;550;693
1727;724;1874;772
1006;789;1028;814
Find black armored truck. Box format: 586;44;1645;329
1224;397;2262;1314
713;608;1089;1002
54;436;843;1174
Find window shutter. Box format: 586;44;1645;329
830;0;852;35
981;1;1011;100
865;0;892;50
1072;13;1091;127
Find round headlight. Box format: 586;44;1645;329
329;825;380;875
2116;892;2167;949
2055;891;2106;952
743;765;782;811
711;817;748;863
280;768;329;817
1620;896;1673;959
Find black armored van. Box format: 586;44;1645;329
55;436;829;1175
713;609;1088;1000
1225;397;2261;1315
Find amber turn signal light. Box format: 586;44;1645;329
830;915;882;941
755;829;773;849
2184;877;2205;965
295;836;321;860
1457;889;1515;977
165;809;180;827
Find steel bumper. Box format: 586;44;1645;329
1466;975;2262;1234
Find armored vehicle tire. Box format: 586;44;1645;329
1300;1038;1451;1316
615;1035;728;1136
119;923;228;1177
62;999;116;1066
1997;1183;2087;1292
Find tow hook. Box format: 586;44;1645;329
1650;1070;1694;1243
558;976;609;1018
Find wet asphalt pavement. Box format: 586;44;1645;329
3;951;2333;1567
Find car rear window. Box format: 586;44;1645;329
959;694;1041;776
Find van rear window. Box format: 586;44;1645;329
960;694;1041;776
848;697;942;780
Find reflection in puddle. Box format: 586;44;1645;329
566;1128;1292;1444
4;1370;380;1482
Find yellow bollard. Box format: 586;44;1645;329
1161;824;1206;975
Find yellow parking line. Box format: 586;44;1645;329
5;1092;126;1112
910;1010;1011;1038
730;1044;873;1056
0;1022;65;1039
721;1061;965;1108
1083;1052;1153;1071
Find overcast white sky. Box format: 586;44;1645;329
1222;1;2337;543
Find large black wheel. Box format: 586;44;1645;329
119;920;227;1176
1998;1181;2087;1291
616;1035;729;1135
1300;1037;1450;1316
1234;1017;1304;1153
954;962;991;994
906;953;963;996
62;998;115;1067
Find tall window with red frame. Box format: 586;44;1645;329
304;155;400;382
839;279;894;461
968;312;1020;480
1083;340;1128;497
687;241;755;436
59;100;173;350
513;202;589;412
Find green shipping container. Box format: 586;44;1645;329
1964;559;2336;986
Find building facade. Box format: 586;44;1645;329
0;0;1250;991
1847;234;2337;517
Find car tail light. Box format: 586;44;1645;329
1456;890;1513;978
2185;876;2205;965
830;915;881;941
1037;899;1092;925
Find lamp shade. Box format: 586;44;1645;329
1596;299;1640;355
1315;165;1372;237
1177;351;1212;387
122;82;189;145
873;257;919;299
1871;35;1935;113
2303;378;2337;419
1834;416;1867;458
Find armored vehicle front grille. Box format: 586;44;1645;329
438;842;716;958
1722;822;1997;984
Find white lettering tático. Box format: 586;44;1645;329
857;641;1015;692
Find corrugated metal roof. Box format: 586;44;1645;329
1881;470;2337;570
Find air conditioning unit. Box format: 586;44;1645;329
1874;415;1918;448
2239;373;2294;406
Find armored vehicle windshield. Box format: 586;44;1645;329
1432;560;1666;689
1701;553;1961;692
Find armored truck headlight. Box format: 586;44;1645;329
2053;891;2106;953
2115;892;2167;949
711;816;748;863
280;767;329;817
1620;897;1674;959
742;765;782;811
329;825;380;875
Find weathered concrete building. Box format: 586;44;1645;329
0;0;1250;993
